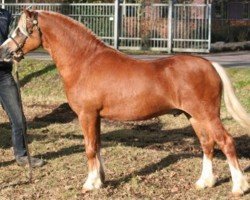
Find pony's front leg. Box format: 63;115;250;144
79;112;105;192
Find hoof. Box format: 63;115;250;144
195;176;216;190
82;178;103;193
232;177;249;196
232;190;244;197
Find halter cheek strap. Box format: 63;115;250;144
10;35;27;50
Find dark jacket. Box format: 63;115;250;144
0;8;12;72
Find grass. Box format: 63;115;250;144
0;59;249;200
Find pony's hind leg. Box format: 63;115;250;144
79;112;105;192
189;118;216;189
204;117;249;195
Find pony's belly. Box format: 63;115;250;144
100;100;172;121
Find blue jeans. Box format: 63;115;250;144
0;71;26;158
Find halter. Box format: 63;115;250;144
10;18;39;60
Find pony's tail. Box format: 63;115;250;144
211;62;250;128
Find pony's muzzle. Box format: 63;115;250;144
0;45;24;62
0;46;13;62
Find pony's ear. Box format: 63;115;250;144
23;9;32;19
23;9;38;25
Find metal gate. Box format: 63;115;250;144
119;3;141;50
118;3;171;52
1;1;211;53
172;4;211;53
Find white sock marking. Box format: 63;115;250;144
228;161;249;194
196;154;216;189
83;153;104;190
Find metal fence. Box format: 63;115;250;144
173;4;211;53
1;1;211;53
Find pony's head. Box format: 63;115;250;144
0;9;42;62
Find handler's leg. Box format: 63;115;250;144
0;73;43;167
0;75;26;157
80;112;104;192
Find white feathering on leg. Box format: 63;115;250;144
228;162;249;195
196;154;216;189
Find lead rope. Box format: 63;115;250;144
13;60;33;183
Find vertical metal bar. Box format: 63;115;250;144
159;6;165;48
153;6;156;48
130;5;132;48
127;4;129;48
109;5;111;44
153;5;155;49
168;0;172;53
136;5;138;48
96;5;98;34
106;5;108;44
138;4;140;48
2;0;5;9
199;6;201;49
205;5;207;43
198;6;201;49
93;5;95;33
129;4;131;48
193;6;195;50
121;3;123;47
155;5;157;49
132;5;134;48
184;6;187;49
114;0;119;49
105;5;107;42
181;6;183;48
195;7;199;49
119;4;122;47
208;4;211;52
195;6;197;50
98;5;100;36
197;6;199;50
201;5;204;49
152;5;154;49
133;5;135;48
183;6;185;49
188;6;191;49
176;6;181;48
174;5;177;49
95;5;98;35
160;5;162;48
131;5;133;48
182;6;184;49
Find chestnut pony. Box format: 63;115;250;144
0;10;249;195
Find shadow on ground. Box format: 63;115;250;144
20;64;55;87
106;152;200;188
33;103;76;124
1;102;249;185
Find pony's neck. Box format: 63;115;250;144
38;11;107;84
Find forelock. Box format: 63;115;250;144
17;13;29;36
